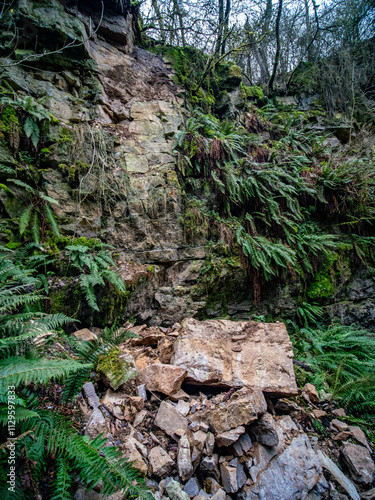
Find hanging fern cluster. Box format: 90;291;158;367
176;108;375;301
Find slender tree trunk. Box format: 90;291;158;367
215;0;224;55
269;0;283;90
221;0;231;55
304;0;313;61
151;0;166;44
173;0;186;47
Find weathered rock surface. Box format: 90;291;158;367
177;435;193;481
341;442;375;485
137;364;187;396
171;318;298;395
148;446;174;478
249;412;279;447
216;426;245;447
154;401;188;438
201;387;267;434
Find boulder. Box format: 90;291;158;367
155;401;188;439
148;446;174;478
207;387;267;434
137;364;187;396
249;413;279;447
341;442;375;485
177;435;193;482
216;426;245;447
171;318;297;396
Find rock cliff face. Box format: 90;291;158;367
1;0;375;328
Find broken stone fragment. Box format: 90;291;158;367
208;387;267;434
312;409;327;419
176;400;190;417
200;454;220;482
165;479;190;500
341;442;375;484
333;408;346;417
216;426;245;447
348;426;371;452
73;328;97;342
220;462;247;493
177;435;193;482
249;413;279;447
183;476;200;497
302;383;319;403
155;401;188;439
137;363;187;396
133;409;147;427
84;407;107;439
233;432;252;457
148;446;174;478
171;318;298;395
205;432;215;456
82;382;100;409
122;437;148;475
331;419;349;432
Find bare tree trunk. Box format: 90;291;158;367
304;0;313;61
215;0;224;55
221;0;231;55
173;0;186;47
269;0;283;90
151;0;166;44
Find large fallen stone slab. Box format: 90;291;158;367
154;401;188;439
171;318;298;395
137;363;187;396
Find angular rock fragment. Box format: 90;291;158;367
183;477;200;497
84;407;107;439
171;318;298;395
73;328;97;342
220;462;247;493
349;426;372;452
302;383;319;403
216;426;245;447
165;479;190;500
155;401;188;439
200;454;220;481
148;446;174;478
177;435;193;482
137;364;187;396
249;412;279;447
341;442;375;485
208;387;267;434
122;437;148;475
82;382;100;409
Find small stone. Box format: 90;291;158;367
199;422;209;433
331;419;349;432
361;487;375;500
349;426;371;451
176;400;190;417
169;389;190;402
205;432;215;456
238;433;252;453
155;401;188;439
183;477;200;497
84;407;107;439
177;435;193;482
333;431;353;442
200;454;220;481
73;328;97;342
211;490;226;500
149;446;174;478
191;431;207;451
313;409;327;419
220;463;246;493
165;479;190;500
133;409;147;427
341;442;375;484
274;399;301;412
302;383;320;404
333;408;346;417
189;422;200;432
82;382;100;409
137;384;147;401
216;426;245;447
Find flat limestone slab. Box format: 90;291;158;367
171;318;298;396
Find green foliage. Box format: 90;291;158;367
293;323;375;417
0;257;150;498
65;244;126;312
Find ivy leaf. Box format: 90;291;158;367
24;116;40;149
